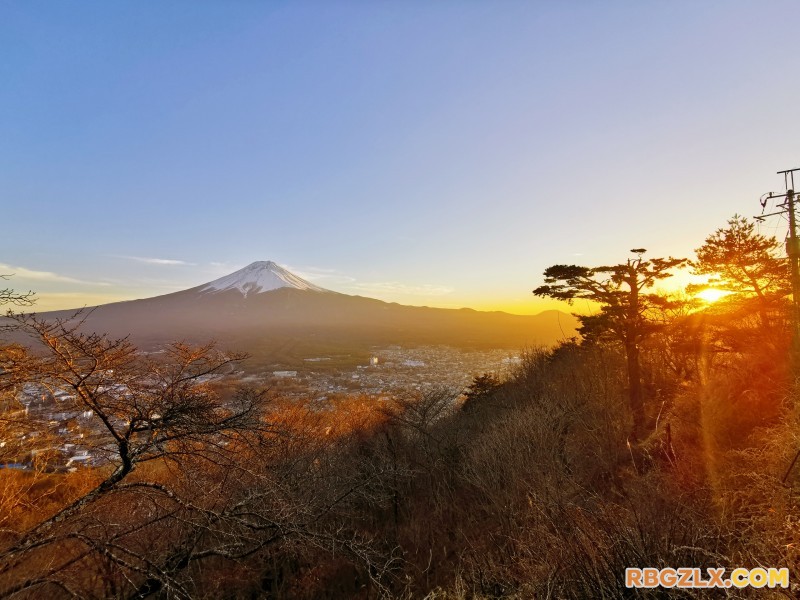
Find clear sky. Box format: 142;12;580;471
3;1;800;314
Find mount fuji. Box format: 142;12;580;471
15;261;578;365
200;261;326;295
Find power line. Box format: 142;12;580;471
756;168;800;344
759;168;800;485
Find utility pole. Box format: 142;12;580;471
756;168;800;346
761;168;800;485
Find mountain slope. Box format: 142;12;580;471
12;262;578;360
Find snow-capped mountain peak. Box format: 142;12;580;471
200;261;326;296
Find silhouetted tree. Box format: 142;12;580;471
693;214;789;327
533;250;687;440
462;372;502;412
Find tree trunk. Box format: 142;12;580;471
625;262;644;442
626;339;644;442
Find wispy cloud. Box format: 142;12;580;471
351;281;454;297
29;292;133;311
295;265;341;275
117;255;195;266
287;265;453;297
289;265;357;285
0;263;111;286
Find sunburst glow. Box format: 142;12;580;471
696;287;732;304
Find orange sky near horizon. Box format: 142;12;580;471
16;264;723;317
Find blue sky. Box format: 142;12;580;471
2;1;800;313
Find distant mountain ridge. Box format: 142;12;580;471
10;261;578;366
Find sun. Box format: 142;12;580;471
695;287;732;304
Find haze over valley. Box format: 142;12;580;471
15;260;576;396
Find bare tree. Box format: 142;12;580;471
0;313;268;598
0;275;34;310
0;314;397;598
